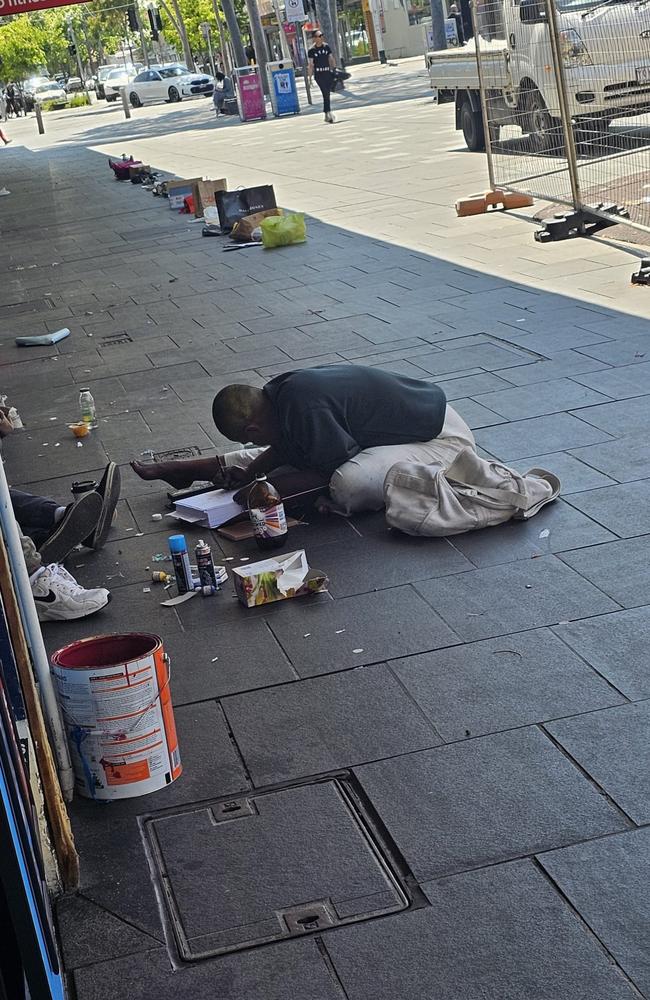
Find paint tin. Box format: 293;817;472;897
51;633;182;801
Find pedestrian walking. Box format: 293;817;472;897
308;30;337;124
0;91;6;122
449;3;466;45
212;71;234;117
0;127;10;146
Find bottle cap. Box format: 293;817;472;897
255;474;267;481
79;387;90;392
168;534;187;553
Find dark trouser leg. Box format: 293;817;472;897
316;77;331;114
9;489;59;546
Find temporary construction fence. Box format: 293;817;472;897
473;0;650;235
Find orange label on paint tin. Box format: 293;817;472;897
103;758;151;786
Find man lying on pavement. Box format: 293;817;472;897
131;365;476;515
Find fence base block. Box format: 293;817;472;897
456;190;534;217
631;259;650;286
535;203;629;243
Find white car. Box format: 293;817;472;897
32;82;68;108
128;65;214;107
103;67;137;102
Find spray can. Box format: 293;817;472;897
168;535;194;595
195;539;218;595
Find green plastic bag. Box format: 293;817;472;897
261;213;307;248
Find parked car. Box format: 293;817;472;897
95;65;115;99
32;81;68;108
103;67;136;102
21;76;51;111
128;65;214;106
65;77;84;93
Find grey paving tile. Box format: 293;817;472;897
564;479;650;538
355;727;626;880
569;436;649;484
412;342;532;376
56;895;158;970
435;370;516;398
496;326;612;356
476;412;613;460
268;585;460;677
560;537;650;608
326;860;639;1000
119;362;208;391
546;701;650;823
572;360;650;399
165;622;296;703
415;555;618;641
450;396;505;428
392;628;623;740
451;498;615;567
570;395;650;436
539;828;650;997
224;665;439;784
503;451;616;493
308;532;474;599
492;350;609;386
474;378;610;420
73;938;340;1000
578;333;650;367
553;607;650;699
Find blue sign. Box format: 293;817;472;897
272;68;299;115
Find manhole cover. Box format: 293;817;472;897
144;778;410;960
0;297;55;316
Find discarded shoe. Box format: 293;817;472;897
31;564;111;622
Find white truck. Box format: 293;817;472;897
427;0;650;152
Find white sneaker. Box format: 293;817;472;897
31;564;111;622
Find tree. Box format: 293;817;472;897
0;16;46;80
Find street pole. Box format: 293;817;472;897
245;0;270;93
135;6;151;67
211;0;231;71
300;23;313;103
429;0;446;50
366;0;386;63
67;17;87;85
221;0;247;67
271;0;293;60
200;22;217;75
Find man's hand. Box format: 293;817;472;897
0;407;13;439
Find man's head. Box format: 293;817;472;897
212;384;280;446
312;31;325;45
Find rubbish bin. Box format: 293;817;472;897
232;65;267;122
267;60;300;117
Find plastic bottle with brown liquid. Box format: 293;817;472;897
248;474;288;551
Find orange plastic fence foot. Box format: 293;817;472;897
455;189;534;217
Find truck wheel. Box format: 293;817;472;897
460;99;485;152
525;89;562;154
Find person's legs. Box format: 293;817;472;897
0;127;9;145
328;405;476;515
316;76;331;115
20;529;42;576
10;488;59;545
130;455;223;489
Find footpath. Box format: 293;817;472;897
0;86;649;999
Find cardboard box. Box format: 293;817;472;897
192;178;228;218
232;549;328;608
167;177;203;210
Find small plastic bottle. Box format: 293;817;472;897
248;475;288;551
79;388;97;429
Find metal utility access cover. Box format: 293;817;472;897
145;778;408;960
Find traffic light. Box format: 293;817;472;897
147;6;161;39
127;6;139;31
68;42;77;56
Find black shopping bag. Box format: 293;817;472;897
216;185;276;233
